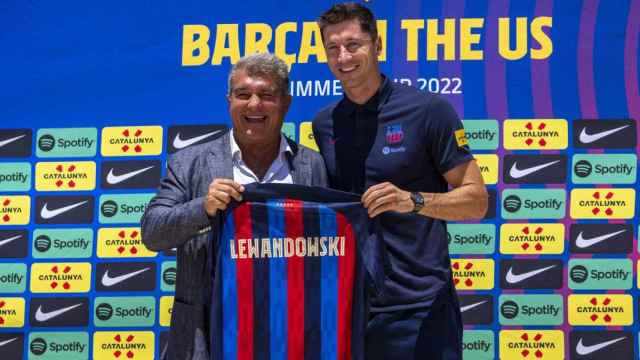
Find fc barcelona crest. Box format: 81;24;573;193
385;124;404;145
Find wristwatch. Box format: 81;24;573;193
409;192;425;213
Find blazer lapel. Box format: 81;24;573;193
286;138;311;186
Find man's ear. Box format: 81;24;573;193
375;36;382;55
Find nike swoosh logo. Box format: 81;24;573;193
506;265;556;284
509;160;560;179
579;125;629;144
34;303;83;322
106;166;155;185
173;130;222;149
576;336;626;355
576;229;627;248
40;201;88;219
0;134;26;148
0;235;21;247
101;267;150;287
0;337;18;347
460;300;487;313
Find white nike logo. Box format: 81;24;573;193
40;201;88;219
106;166;155;185
579;125;629;144
460;300;487;313
0;337;18;347
173;130;222;149
509;160;560;179
576;336;626;355
505;265;556;284
101;267;150;287
576;229;627;248
0;134;26;148
34;303;83;322
0;235;21;247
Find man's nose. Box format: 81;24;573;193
247;94;261;107
337;46;352;63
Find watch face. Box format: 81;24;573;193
411;192;424;212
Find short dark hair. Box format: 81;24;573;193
318;2;378;41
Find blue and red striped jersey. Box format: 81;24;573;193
210;183;382;360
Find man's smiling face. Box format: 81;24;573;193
228;69;290;146
322;19;381;92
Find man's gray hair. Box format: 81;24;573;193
227;52;290;96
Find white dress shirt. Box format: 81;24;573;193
230;131;293;185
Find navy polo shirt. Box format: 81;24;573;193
312;76;474;312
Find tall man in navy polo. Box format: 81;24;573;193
313;3;488;359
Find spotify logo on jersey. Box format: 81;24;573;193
34;235;52;252
503;195;522;213
95;303;114;321
101;200;118;217
38;135;55;152
574;160;593;178
501;301;519;319
570;265;588;283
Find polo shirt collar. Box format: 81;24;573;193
339;74;393;115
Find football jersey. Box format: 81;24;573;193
210;183;383;360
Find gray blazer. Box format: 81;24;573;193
141;131;328;360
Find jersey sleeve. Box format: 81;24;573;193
424;95;474;175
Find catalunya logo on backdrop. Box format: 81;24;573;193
499;330;564;359
500;223;564;254
570;189;635;219
35;161;96;191
0;196;30;225
93;331;154;359
101;126;163;156
451;259;494;290
503;119;568;150
30;263;91;293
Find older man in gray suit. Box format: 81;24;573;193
141;52;328;360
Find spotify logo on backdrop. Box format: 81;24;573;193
101;200;118;217
95;303;114;321
162;267;177;286
501;301;519;319
570;265;589;283
574;160;593;178
30;338;47;355
503;195;522;213
38;135;55;152
34;235;52;252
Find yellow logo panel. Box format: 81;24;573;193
159;296;174;327
98;227;157;258
101;126;163;156
35;161;96;191
500;223;564;254
0;196;30;225
499;330;564;359
94;331;155;359
568;294;633;326
0;297;25;328
455;128;468;147
474;154;498;185
570;188;635;219
451;259;494;290
503;119;568;150
30;263;91;293
299;122;318;152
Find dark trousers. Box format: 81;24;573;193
365;284;463;360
